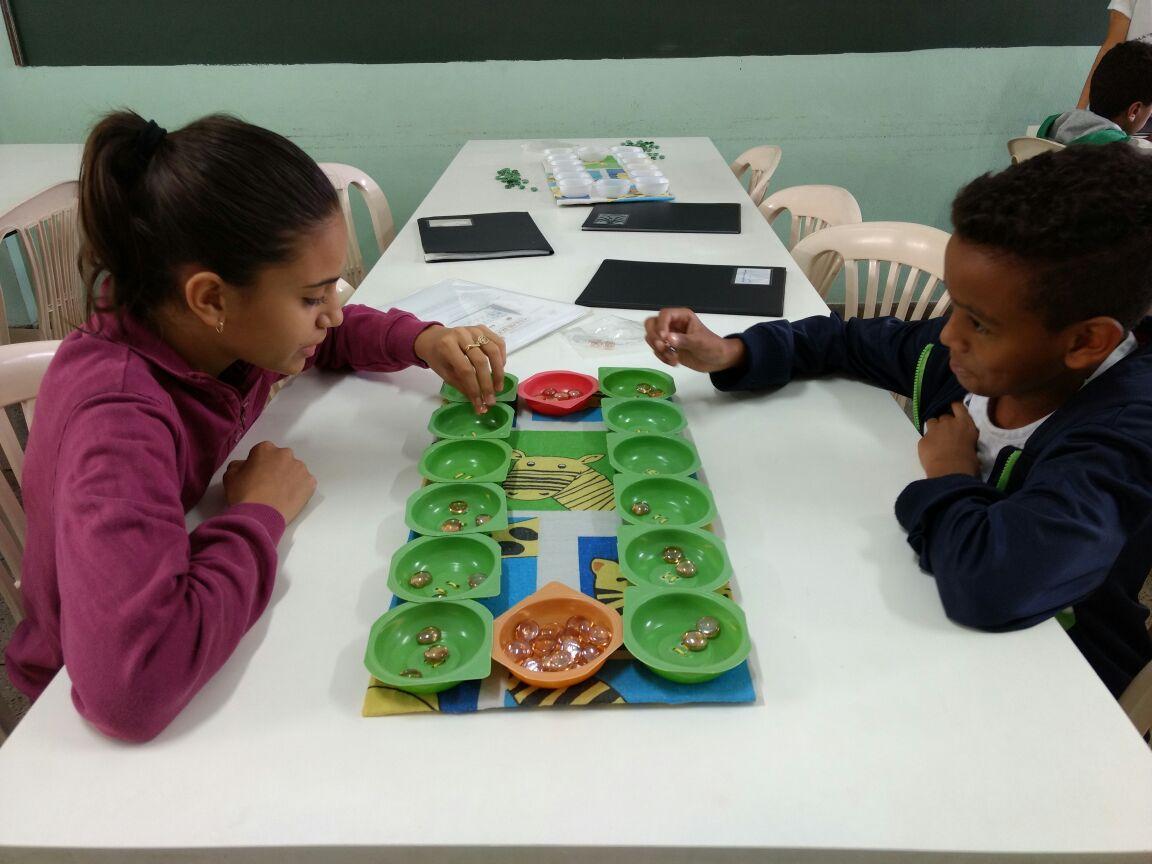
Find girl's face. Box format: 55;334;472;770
223;212;348;375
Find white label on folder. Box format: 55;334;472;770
427;218;473;228
734;267;775;285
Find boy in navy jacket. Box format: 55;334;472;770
644;143;1152;698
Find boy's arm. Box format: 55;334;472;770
710;313;946;397
894;421;1147;630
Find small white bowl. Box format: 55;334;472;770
610;146;644;158
546;159;584;174
627;167;665;179
576;145;608;162
543;147;576;158
558;179;594;198
593;178;632;198
553;170;593;182
634;176;671;196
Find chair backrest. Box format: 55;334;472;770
1120;658;1152;740
0;182;85;341
729;145;782;206
1007;136;1065;165
0;340;60;624
790;221;952;322
759;184;864;251
319;163;396;290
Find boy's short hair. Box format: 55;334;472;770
951;143;1152;331
1090;39;1152;120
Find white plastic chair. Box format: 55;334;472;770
759;184;863;250
0;182;84;341
1007;137;1066;165
0;341;59;626
791;221;951;322
319;164;396;291
729;145;782;206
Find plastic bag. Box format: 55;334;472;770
562;312;648;358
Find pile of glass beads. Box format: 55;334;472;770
400;626;451;677
672;616;721;656
535;387;584;402
630;499;668;523
408;567;488;595
634;382;665;398
658;545;698;583
495;167;536;191
504;615;612;673
438;499;493;533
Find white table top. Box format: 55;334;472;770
0;143;82;217
1;138;1150;864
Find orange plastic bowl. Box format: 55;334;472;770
492;581;624;688
518;370;599;416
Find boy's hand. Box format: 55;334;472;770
918;401;980;479
644;308;747;373
414;324;507;415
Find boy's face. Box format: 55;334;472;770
939;236;1075;398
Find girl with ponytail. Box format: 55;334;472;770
5;110;506;741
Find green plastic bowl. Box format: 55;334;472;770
365;599;494;694
599;366;677;399
601;397;686;435
418;438;513;484
388;534;503;602
405;481;509;536
622;586;750;684
606;432;700;477
440;372;519;404
614;473;716;529
428;401;514;440
617;525;731;592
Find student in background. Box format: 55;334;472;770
1078;0;1152;109
1042;40;1152;146
4;111;507;742
644;144;1152;700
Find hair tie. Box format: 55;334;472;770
135;119;167;162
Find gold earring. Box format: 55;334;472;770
216;320;224;334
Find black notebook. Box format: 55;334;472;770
576;259;786;317
581;203;741;234
417;212;554;262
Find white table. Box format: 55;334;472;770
0;138;1149;863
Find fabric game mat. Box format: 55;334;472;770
363;402;755;716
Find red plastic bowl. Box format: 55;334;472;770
518;370;599;416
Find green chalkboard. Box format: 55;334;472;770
7;0;1105;67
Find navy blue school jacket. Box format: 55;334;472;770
711;313;1152;698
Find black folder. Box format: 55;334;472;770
576;259;786;317
581;203;741;234
417;212;554;262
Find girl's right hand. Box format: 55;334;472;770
644;308;747;373
223;441;317;524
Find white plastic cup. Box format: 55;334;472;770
634;176;671;196
593;178;631;198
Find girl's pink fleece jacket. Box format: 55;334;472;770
5;304;433;741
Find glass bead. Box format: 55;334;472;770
587;625;611;647
432;588;448;598
578;645;601;663
400;668;423;678
681;631;709;652
635;383;653;394
675;560;697;578
565;615;591;636
416;626;441;645
521;657;542;672
408;570;432;589
448;500;469;515
541;651;573;672
649;388;665;398
540;387;557;399
423;645;450;666
506;640;531;659
539;622;564;640
440;518;464;533
696;616;721;639
474;513;492;526
661;546;684;564
631;500;651;516
531;638;557;657
558;637;582;659
467;572;487;588
515;620;540;642
568;388;583;398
